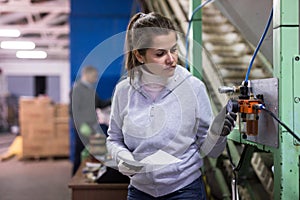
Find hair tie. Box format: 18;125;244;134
139;13;146;18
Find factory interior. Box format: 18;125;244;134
0;0;299;199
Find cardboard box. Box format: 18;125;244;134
19;97;70;158
19;96;55;123
55;104;69;118
54;121;69;144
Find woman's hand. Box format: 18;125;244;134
117;151;143;176
220;112;237;136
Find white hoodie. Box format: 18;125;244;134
107;65;227;197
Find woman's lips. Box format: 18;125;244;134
165;65;176;70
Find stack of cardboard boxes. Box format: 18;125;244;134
19;96;69;158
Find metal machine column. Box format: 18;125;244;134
189;0;202;79
273;0;300;198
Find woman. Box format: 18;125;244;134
106;12;236;199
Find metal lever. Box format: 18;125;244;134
218;86;236;94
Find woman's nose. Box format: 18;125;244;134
166;51;174;64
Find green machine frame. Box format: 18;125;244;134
190;0;300;199
272;0;300;198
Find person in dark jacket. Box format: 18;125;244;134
70;65;110;175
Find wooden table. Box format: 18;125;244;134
68;160;128;200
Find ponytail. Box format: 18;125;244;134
124;13;144;82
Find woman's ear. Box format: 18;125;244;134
133;50;144;63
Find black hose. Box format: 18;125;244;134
260;106;300;142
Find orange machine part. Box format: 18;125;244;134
238;100;262;114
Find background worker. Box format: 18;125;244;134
70;65;110;175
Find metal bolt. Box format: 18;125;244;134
295;97;300;103
295;56;300;61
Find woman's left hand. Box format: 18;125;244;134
220;112;237;136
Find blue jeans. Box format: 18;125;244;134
127;176;207;200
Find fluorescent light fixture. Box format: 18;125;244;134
0;29;21;37
16;50;47;59
1;41;36;50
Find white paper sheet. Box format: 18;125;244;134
139;150;181;165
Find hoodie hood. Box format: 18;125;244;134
131;65;192;99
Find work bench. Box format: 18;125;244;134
68;160;129;200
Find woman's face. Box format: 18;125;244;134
137;31;178;77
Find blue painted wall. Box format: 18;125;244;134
70;0;139;99
69;0;140;161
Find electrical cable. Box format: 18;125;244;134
185;0;214;69
258;105;300;142
226;143;250;200
226;143;238;200
244;8;273;82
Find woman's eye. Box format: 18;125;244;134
156;51;165;57
171;48;177;53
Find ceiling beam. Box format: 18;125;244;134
0;1;70;13
0;25;69;34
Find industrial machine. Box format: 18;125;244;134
214;0;300;199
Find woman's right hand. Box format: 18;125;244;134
117;151;143;176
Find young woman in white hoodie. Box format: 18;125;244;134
106;12;236;200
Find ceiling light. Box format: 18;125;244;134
1;41;36;50
16;51;47;59
0;29;21;37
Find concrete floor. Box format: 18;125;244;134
0;133;72;200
